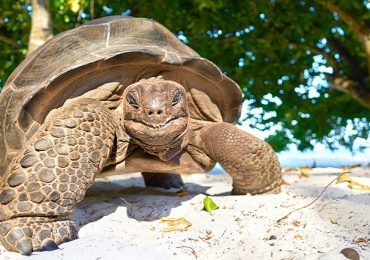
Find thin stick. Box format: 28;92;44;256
176;246;198;259
120;197;134;207
276;171;349;223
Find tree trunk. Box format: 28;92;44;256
331;76;370;109
364;34;370;77
27;0;53;55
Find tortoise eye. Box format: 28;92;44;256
127;94;139;108
172;90;182;106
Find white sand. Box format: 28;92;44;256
0;167;369;260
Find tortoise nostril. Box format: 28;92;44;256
147;109;163;117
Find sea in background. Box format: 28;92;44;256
210;147;369;173
277;145;369;168
231;102;370;169
208;102;370;173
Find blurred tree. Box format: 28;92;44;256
0;0;369;151
27;0;53;54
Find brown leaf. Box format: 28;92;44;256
342;164;361;171
299;167;311;178
282;167;300;174
159;217;192;232
176;188;189;197
356;237;368;243
336;173;370;191
201;235;212;241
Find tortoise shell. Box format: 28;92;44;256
0;16;242;175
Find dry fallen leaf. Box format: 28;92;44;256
159;217;192;232
342;164;361;171
299;167;311;178
356;237;368;243
283;167;300;173
336;173;370;191
292;220;301;227
176;188;189;197
200;230;213;241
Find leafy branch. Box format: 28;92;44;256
290;41;338;69
315;0;370;78
316;0;369;42
0;34;17;47
327;37;367;82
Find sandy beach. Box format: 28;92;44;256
0;167;369;260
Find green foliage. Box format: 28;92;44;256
0;1;29;88
0;0;369;151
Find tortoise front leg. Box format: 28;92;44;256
0;99;116;255
200;122;282;195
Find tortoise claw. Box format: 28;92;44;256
41;239;59;251
17;238;33;256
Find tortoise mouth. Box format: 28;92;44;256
124;116;188;146
132;116;180;129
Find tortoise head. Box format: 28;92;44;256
122;77;189;160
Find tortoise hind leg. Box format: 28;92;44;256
142;172;184;190
200;122;282;195
0;99;116;255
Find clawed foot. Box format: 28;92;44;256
0;217;77;255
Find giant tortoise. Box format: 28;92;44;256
0;16;282;255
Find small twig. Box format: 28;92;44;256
176;246;198;259
276;171;349;223
120;197;134;207
0;34;18;46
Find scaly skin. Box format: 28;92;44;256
0;77;282;255
0;99;116;255
200;122;282;195
123;77;189;161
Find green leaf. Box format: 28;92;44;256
203;196;219;214
67;0;80;13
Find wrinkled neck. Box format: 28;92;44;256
132;125;189;161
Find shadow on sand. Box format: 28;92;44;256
71;174;229;230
